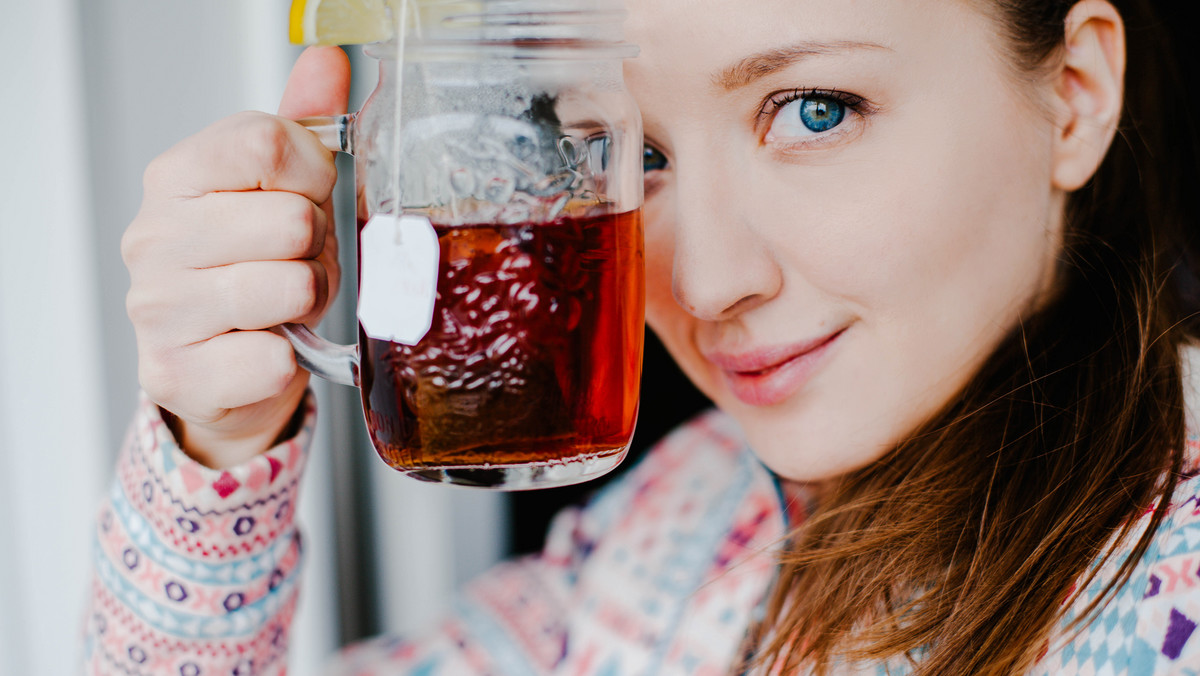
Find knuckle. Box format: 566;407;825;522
263;335;299;395
229;110;267;125
125;281;174;331
280;197;318;258
201;266;240;329
286;263;321;319
120;209;168;268
141;152;173;194
124;286;152;326
119;224;147;267
242;115;293;180
215;265;248;318
314;156;339;199
138;352;182;403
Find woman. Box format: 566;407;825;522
87;0;1200;673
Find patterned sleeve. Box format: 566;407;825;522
83;390;630;676
83;392;314;676
322;409;778;676
324;449;644;676
1036;463;1200;675
1131;469;1200;674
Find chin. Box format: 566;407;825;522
725;406;885;484
754;445;877;484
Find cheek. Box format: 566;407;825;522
642;194;677;322
739;102;1059;480
756;99;1057;326
643;199;689;351
869;136;1054;329
641;194;727;397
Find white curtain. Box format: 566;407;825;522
1;1;108;674
0;2;507;675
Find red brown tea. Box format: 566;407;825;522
358;209;644;482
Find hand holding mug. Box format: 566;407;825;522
122;47;351;468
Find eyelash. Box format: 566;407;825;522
642;87;872;186
760;87;867;118
758;87;872;143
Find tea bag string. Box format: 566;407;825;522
391;0;413;245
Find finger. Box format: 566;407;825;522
169;190;329;268
145;112;339;200
202;259;330;335
129;259;329;345
278;46;352;120
169;331;302;421
315;198;343;304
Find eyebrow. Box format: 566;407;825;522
713;40;892;91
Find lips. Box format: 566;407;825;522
704;328;845;406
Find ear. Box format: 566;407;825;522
1050;0;1126;191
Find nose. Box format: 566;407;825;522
668;153;783;322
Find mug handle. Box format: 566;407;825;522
275;115;359;387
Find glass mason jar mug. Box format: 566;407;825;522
282;0;644;490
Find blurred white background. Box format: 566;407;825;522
0;1;508;674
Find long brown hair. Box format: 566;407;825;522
750;1;1199;674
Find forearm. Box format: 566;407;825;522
83;391;315;676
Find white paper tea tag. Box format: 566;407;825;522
358;213;440;345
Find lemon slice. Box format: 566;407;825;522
290;0;396;45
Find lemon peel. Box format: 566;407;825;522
289;0;397;46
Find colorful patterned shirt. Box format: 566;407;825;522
84;392;1200;675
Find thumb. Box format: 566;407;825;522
277;46;352;120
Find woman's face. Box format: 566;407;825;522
626;0;1066;482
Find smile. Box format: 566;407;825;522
705;328;846;407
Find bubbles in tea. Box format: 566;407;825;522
359;209;643;485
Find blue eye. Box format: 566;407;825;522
643;145;669;173
766;94;849;140
797;97;845;132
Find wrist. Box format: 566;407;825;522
164;396;309;469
